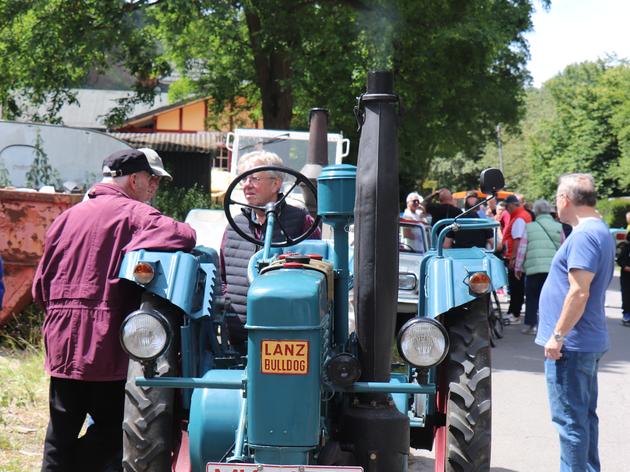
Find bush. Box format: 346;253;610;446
0;304;44;350
153;182;221;221
597;198;630;228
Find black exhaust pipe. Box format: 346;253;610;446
354;71;399;388
301;108;329;217
339;71;408;471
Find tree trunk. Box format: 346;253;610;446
244;9;293;129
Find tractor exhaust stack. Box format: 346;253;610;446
340;71;408;471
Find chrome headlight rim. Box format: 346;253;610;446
120;308;172;363
398;272;418;291
396;317;449;368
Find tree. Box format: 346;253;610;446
0;0;543;200
530;59;629;198
25;130;61;189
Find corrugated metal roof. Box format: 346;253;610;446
17;89;170;130
109;132;224;154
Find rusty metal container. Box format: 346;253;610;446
0;189;83;325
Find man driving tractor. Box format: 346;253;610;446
220;151;321;352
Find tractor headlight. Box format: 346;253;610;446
398;273;417;291
397;318;449;368
120;309;171;362
466;271;491;295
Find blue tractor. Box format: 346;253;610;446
118;71;507;472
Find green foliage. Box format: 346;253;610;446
153;182;220;221
1;0;540;194
597;199;630;228
0;304;44;350
0;157;11;186
0;0;168;122
529;59;630;198
480;60;630;202
24;131;61;189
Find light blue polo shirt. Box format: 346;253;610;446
535;217;614;352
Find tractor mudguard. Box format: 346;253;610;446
118;246;220;319
419;247;507;319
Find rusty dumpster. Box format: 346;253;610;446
0;189;83;326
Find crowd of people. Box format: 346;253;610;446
404;175;624;470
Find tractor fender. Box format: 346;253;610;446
419;248;507;319
118;247;220;318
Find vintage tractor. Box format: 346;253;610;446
118;71;507;472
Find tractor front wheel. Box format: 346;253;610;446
435;295;492;472
122;296;180;472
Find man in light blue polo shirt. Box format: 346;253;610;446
535;173;614;472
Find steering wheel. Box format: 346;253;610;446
223;165;322;247
399;242;415;252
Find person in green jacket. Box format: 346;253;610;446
515;199;564;334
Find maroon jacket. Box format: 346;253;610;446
32;183;196;381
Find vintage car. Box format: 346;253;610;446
397;218;431;325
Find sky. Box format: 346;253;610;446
525;0;630;87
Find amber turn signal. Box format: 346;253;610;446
133;262;155;285
468;271;491;294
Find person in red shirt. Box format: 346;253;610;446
33;149;197;472
502;194;533;323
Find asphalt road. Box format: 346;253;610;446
409;273;629;472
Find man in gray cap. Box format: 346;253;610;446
33;148;196;472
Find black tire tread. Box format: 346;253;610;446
444;296;492;472
122;360;175;472
122;296;179;472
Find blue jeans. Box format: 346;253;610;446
545;350;604;472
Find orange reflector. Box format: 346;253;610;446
133;262;155;284
468;272;491;294
283;262;304;269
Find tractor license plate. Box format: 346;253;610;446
206;464;363;472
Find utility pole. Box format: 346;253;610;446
496;123;503;173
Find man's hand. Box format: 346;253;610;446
515;269;522;280
544;337;563;360
508;258;516;270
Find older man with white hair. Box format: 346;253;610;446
403;191;427;222
535;173;614;471
34;148;196;472
220;150;321;352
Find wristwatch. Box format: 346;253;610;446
553;331;564;343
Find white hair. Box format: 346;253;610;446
238;151;284;180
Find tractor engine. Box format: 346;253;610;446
246;259;334;464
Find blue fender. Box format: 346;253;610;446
419;247;507;319
118;246;220;319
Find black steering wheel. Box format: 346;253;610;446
223;165;322;247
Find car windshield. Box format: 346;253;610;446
399;223;427;254
236;135;339;171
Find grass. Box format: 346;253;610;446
0;304;48;472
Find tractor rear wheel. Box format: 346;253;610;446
435;295;492;472
122;297;180;472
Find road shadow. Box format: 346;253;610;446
408;453;519;472
492;274;628;375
